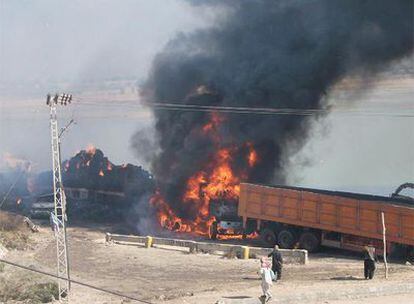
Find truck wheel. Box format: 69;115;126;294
299;231;321;253
277;229;296;249
407;246;414;263
209;221;218;240
261;229;277;247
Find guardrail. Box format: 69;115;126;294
105;233;308;264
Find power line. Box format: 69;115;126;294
0;258;154;304
0;169;26;210
72;98;414;118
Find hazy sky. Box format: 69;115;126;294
288;79;414;195
0;0;213;86
0;0;214;168
0;0;412;196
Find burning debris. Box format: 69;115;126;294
62;145;154;195
135;0;414;236
59;146;155;220
18;146;155;223
149;112;260;236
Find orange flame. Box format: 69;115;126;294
152;112;259;237
202;112;224;134
218;231;259;240
247;142;258;167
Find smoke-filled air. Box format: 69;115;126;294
133;0;413;235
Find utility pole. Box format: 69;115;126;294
46;93;72;300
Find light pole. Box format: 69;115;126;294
46;93;72;300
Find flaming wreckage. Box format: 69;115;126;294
2;147;155;220
60;147;155;219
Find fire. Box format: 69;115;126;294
185;147;240;203
152;112;260;238
65;146;119;179
247;142;258;167
150;192;213;234
218;231;259;240
202;112;224;134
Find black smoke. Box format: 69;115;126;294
135;0;413;219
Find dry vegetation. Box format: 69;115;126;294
0;211;58;303
0;211;32;250
0;272;58;304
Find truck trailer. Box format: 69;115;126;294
236;183;414;258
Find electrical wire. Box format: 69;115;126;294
70;97;414;118
0;170;26;210
0;258;154;304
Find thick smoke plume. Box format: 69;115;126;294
136;0;413;220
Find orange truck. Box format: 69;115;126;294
238;183;414;258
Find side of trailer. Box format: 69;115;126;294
238;183;414;257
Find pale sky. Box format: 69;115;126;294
0;0;214;88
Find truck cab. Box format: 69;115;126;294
208;198;243;239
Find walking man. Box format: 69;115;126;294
268;245;283;280
363;246;377;279
259;257;273;302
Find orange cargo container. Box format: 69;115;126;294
239;183;414;257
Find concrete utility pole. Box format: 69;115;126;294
46;93;72;300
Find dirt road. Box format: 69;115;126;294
3;224;414;303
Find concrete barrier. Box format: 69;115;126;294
249;247;308;265
106;233;307;264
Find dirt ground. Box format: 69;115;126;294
2;223;414;304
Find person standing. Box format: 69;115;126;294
259;257;273;302
363;246;377;279
268;245;283;280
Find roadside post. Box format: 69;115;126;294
381;212;388;279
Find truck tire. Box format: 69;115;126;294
407;246;414;263
261;228;277;247
298;231;321;252
209;221;218;240
277;229;296;249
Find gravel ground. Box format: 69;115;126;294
3;224;414;304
